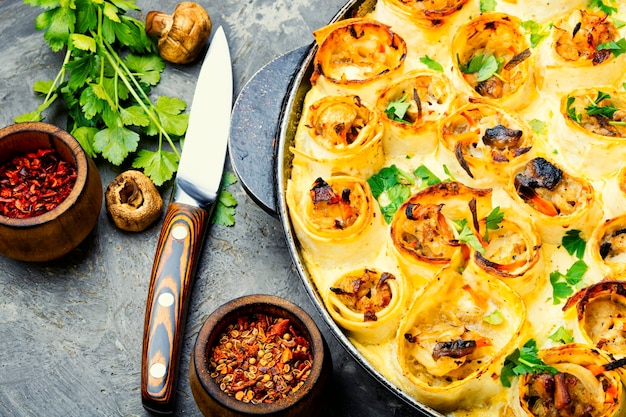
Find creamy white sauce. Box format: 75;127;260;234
287;1;626;415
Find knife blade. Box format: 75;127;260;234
141;26;232;415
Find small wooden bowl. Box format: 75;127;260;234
190;294;332;417
0;122;102;262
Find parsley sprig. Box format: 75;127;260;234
483;206;504;241
368;164;450;223
18;0;188;186
500;339;557;387
590;0;618;15
550;260;588;304
212;172;239;226
597;38;626;58
384;96;412;124
521;20;551;48
453;219;485;254
459;53;502;82
562;229;586;259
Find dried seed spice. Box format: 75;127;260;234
0;148;77;218
208;313;314;404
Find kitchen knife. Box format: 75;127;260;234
141;26;232;415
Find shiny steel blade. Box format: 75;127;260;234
176;26;232;206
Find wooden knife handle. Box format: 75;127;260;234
141;202;210;415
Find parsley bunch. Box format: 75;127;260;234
17;0;187;186
500;339;557;387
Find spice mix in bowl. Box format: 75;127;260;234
189;294;332;417
0;122;102;262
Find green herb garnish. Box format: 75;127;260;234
589;0;618;15
484;206;504;241
368;165;414;223
500;339;558;387
562;229;586;259
453;219;485;254
529;119;548;135
212;172;239;226
550;260;588;305
459;53;501;82
480;0;497;13
484;310;504;325
548;326;574;344
384;96;411;124
566;96;582;123
585;91;619;119
419;55;444;72
521;20;551;48
414;165;442;187
597;38;626;57
17;0;188;186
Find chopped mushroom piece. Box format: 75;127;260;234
146;2;212;64
105;170;164;232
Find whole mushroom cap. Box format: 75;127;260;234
105;170;164;232
146;2;212;64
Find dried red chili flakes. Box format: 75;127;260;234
0;148;77;219
208;313;314;404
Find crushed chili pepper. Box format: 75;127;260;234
208;313;314;404
0;148;77;218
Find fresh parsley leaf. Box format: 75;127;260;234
550;260;588;304
501;340;558;387
442;164;456;182
597;38;626;57
368;165;415;223
480;0;496;12
484;310;504;325
212;172;239;226
414;165;441;187
562;229;586;259
384;96;411;124
453;219;485;254
529;119;548;135
420;55;444;72
585;91;618;119
548;326;574;344
521;20;550;47
459;53;501;82
484;206;504;241
566;96;582;123
589;0;618;15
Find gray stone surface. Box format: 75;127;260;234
0;1;424;416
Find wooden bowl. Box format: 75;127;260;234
0;122;102;262
190;294;332;417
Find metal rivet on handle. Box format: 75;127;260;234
150;362;167;379
158;292;175;307
172;225;187;240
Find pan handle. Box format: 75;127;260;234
227;46;308;217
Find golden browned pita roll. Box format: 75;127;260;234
588;216;626;279
291;94;385;179
511;344;625;417
535;9;626;95
311;18;407;105
451;13;535;111
505;157;603;245
439;101;535;187
397;268;525;412
376;69;454;157
326;267;409;344
389;182;492;282
564;280;626;358
465;209;543;297
286;175;386;268
553;87;626;177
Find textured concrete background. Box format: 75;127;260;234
0;0;422;416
